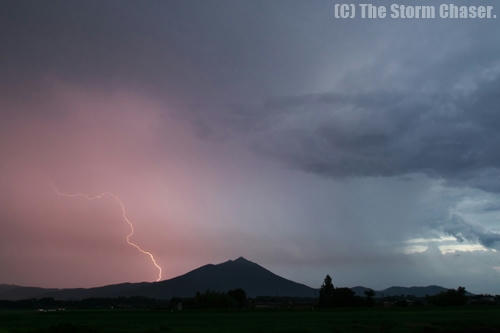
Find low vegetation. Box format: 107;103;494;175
1;276;499;332
1;307;500;333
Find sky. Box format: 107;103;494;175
1;0;500;294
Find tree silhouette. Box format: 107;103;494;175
427;286;468;306
364;289;375;306
318;274;335;307
227;288;247;308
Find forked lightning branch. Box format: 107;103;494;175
52;184;163;282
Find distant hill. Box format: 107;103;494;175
351;285;451;298
351;286;374;297
0;284;59;300
377;285;449;297
0;257;318;300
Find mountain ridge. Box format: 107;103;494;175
351;285;450;298
0;257;457;300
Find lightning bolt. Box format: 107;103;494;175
51;184;163;282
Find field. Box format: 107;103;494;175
1;307;500;333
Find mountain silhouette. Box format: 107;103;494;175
0;257;318;300
0;258;459;301
351;285;460;298
375;285;448;297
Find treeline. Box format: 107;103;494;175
426;286;467;306
317;275;498;308
1;276;497;310
0;296;171;310
317;275;373;308
172;288;248;309
0;289;249;310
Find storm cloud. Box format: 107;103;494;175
443;215;500;250
1;0;500;293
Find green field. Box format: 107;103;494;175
1;307;500;333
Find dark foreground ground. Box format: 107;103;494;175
1;307;500;333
